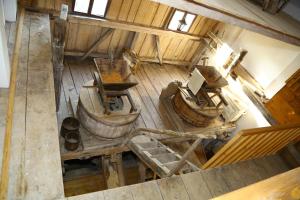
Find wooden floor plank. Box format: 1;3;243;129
216;164;248;191
181;171;213;200
57;81;69;130
132;87;157;129
157;176;190;200
103;186;134;200
22;12;64;200
69;61;86;95
130;181;163;200
261;155;290;174
136;66;169;129
201;168;231;197
230;160;265;186
68;191;105;200
62;62;79;112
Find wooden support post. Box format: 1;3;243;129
154;35;163;65
53;12;67;111
0;8;25;200
130;32;139;51
102;156;119;189
112;153;125;186
188;40;206;71
80;28;114;61
101;153;125;189
138;161;147;183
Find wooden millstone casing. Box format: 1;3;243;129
77;80;141;139
173;90;222;127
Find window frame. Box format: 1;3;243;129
72;0;111;19
167;9;196;33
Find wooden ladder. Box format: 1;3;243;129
128;135;199;178
121;126;235;178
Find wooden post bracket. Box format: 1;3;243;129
154;35;163;65
80;28;115;61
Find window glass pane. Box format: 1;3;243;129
91;0;108;17
168;10;185;31
74;0;90;13
181;14;196;32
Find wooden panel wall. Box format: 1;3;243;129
65;0;219;62
20;0;72;11
266;69;300;124
202;123;300;169
21;0;219;62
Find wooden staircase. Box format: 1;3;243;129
121;125;235;178
128;135;199;178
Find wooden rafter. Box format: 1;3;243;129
68;15;203;41
130;32;140;50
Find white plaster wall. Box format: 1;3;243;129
206;22;300;131
217;23;300;98
266;54;300;97
3;0;17;22
231;31;300;93
0;0;10;88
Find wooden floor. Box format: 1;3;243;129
0;11;64;200
58;59;196;161
59;59;292;199
57;58;189;131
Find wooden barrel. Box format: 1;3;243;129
77;80;141;139
172;90;221;127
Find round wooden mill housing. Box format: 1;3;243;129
172;90;222;127
77;80;141;139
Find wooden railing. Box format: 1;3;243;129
203;123;300;169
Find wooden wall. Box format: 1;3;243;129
20;0;71;11
21;0;220;62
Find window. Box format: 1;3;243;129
168;10;196;32
73;0;109;18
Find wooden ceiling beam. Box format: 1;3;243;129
149;0;300;46
67;15;203;41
